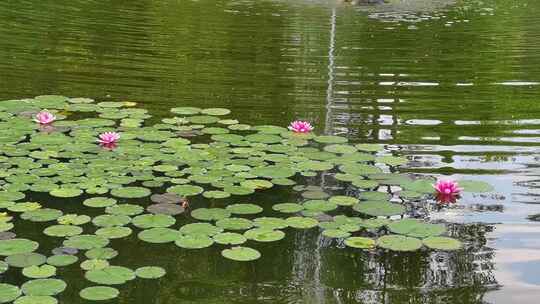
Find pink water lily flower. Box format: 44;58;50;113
97;132;120;146
34;110;56;125
433;180;462;196
288;120;314;133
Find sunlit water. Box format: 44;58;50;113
1;0;540;303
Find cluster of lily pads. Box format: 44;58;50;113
0;95;494;303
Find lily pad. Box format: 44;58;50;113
63;235;109;250
6;253;46;268
213;232;247;245
423;236;463;251
285;217;318;229
138;228;181;244
132;214;176;229
459;180;494;193
387;219;446;238
0;284;21;303
344;237;376;249
95;227;132;239
85;266;135;285
328;196;359;206
272;203;303;213
80;286;119;301
216;218;253;230
221;247;261;261
175;234;214;249
14;296;57;304
353;201;405;217
46;255;78;267
226;204;263;215
191;208;231;221
167;185;204;197
21;279;66;296
22;265;56;279
0;239;39;256
135;266;166;279
179;223;223;236
111;187;151;198
244;228;285;242
83;197;117;208
377;235;423;252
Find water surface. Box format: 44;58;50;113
1;0;540;303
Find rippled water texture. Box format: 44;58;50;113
1;0;540;303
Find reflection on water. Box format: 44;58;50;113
1;0;540;302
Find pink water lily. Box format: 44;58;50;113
433;180;462;196
34;110;56;125
97;132;120;146
288;120;314;133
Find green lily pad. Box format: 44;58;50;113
216;218;253;230
80;259;109;271
6;253;46;268
138;228;181;244
132;214;176;229
21;279;66;296
21;209;63;222
201;108;231;116
221;247;261;261
171;107;201;115
377;235;423;252
95;226;132;239
85;266;135;285
376;156;408;166
179;223;223;236
46;255;78;267
135;266;166;279
324;144;357;154
92;214;131;227
213;232;247;245
286;217;318;229
191;208;231;221
83;197;117;208
322;229;351;238
272;203;304;213
355;143;383;152
314;136;348;144
0;239;39;256
175;234;214;249
387;219;446;238
226;204;263;215
80;286;119;301
85;248;118;260
111;187;151;198
244;228;285;242
43;225;83;237
353;201;405;217
167;185;204;197
57;214;91;225
0;284;21;303
14;296;57;304
303;200;337;212
49;188;82;198
344;237;376;249
22;265;56;279
328;196;359;206
423;236;463;251
63;235;109;250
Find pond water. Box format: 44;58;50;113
0;0;540;303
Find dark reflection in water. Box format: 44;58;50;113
1;0;540;303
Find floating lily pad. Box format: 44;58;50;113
226;204;263;215
85;266;135;285
0;239;39;256
95;226;132;239
92;214;131;227
138;228;181;244
147;203;184;215
83;197;117;208
43;225;83;237
49;188;82;198
80;259;109;271
106;204;144;216
322;229;351;238
191;208;231;221
167;185;204;197
179;223;223;236
21;279;66;296
286;217;318;229
80;286;119;301
46;255;78;267
6;253;46;268
324;144;357;154
22;265;56;279
202;191;230;199
387;219;446;238
0;284;21;303
328;196;359;206
213;232;247;245
314;136;348;144
344;237;376;249
57;214;91;225
85;248;118;260
272;203;303;213
303;200;337;212
377;235;422;252
353;201;405;217
63;235;109;250
135;266;166;279
253;217;288;229
14;296;57;304
221;247;261;261
376;156;408;166
111;187;151;198
21;209;62;222
423;236;463;251
244;228;285;242
132;214;175;229
175;234;214;249
201;108;231;116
